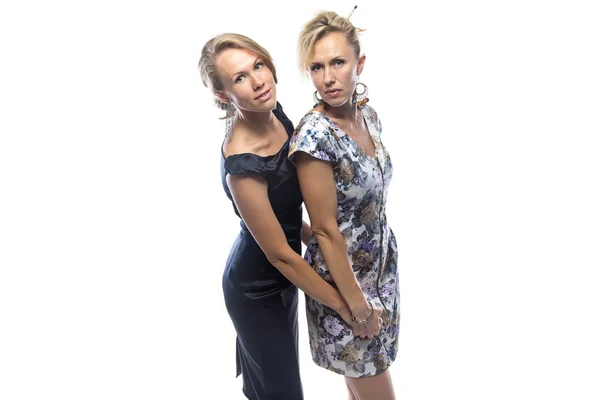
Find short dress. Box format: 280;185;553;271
288;103;400;378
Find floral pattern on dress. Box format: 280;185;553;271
289;104;400;377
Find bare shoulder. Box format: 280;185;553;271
222;122;251;158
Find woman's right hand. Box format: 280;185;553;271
351;304;384;339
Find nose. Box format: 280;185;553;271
323;67;335;86
251;74;265;91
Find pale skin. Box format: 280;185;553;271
298;31;396;400
214;46;373;336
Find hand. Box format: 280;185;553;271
351;304;384;340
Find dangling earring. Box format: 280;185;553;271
352;79;369;106
313;90;323;106
225;101;235;137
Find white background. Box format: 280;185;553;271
1;0;599;399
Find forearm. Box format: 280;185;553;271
301;221;313;246
313;228;370;317
271;250;347;315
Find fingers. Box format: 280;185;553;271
353;325;371;340
358;326;381;340
353;314;385;339
353;326;366;339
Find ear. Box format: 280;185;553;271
214;90;229;104
357;54;366;76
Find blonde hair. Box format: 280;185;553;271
298;10;364;74
198;33;278;115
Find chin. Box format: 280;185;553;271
324;97;351;108
265;96;278;110
241;98;277;113
253;99;277;113
254;92;277;111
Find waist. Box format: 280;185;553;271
225;231;293;298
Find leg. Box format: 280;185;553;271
345;369;395;400
224;279;303;399
346;380;358;400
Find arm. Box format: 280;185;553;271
295;152;377;323
301;220;313;246
226;173;352;320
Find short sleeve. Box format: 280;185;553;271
288;113;338;164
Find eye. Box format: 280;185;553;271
255;62;264;70
334;59;345;67
235;75;245;84
310;64;322;72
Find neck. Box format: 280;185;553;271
235;108;276;134
324;100;362;128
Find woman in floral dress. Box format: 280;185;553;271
289;11;400;400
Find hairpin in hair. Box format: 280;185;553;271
348;5;358;19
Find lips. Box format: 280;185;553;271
326;89;342;95
255;88;271;101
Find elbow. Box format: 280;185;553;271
266;249;294;273
311;222;341;244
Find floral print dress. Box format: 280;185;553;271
288;104;400;378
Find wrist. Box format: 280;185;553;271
335;301;353;325
338;302;351;318
331;293;347;315
349;297;371;320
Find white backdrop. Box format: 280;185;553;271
1;0;599;399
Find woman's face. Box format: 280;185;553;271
215;47;277;113
309;32;365;108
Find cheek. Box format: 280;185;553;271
346;68;359;85
221;82;239;101
258;68;274;83
227;90;246;105
310;75;320;88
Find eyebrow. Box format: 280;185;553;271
310;55;347;66
231;57;260;80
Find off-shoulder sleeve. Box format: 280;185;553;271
223;153;277;176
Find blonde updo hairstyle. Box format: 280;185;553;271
298;10;364;75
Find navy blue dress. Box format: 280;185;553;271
220;103;304;400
